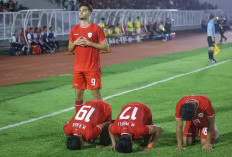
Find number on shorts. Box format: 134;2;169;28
119;107;138;120
75;106;95;122
202;127;208;136
91;78;96;86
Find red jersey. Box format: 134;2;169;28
63;100;111;141
110;102;153;140
175;95;215;128
69;23;106;71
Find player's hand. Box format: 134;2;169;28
202;143;214;151
140;147;152;151
176;146;186;151
96;145;104;149
74;37;85;46
109;145;115;151
81;37;92;47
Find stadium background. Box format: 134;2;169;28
0;0;232;156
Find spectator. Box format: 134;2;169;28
158;22;166;41
165;18;172;40
11;30;24;53
48;26;59;50
135;16;141;42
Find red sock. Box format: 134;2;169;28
75;100;83;113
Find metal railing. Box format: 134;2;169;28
0;9;223;42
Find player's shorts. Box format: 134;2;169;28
183;121;218;143
73;70;101;90
207;36;215;47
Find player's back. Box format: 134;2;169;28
111;102;152;139
64;100;111;138
116;102;152;125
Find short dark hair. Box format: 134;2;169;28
79;3;93;12
115;135;132;153
66;135;81;150
209;14;215;20
101;17;105;21
43;26;47;29
180;103;195;121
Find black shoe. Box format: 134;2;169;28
225;38;227;42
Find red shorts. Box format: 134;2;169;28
73;70;102;90
183;121;216;143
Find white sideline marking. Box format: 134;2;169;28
0;59;231;131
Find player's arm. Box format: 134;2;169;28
202;116;214;151
143;125;162;151
108;124;116;150
81;37;109;51
176;118;186;151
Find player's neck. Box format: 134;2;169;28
80;20;90;28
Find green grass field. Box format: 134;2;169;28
0;43;232;157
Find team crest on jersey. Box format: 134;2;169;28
198;113;203;118
88;32;92;38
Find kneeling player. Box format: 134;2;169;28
109;102;162;153
63;100;112;150
175;95;219;151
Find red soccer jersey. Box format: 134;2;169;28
63;100;111;142
69;23;106;71
110;102;153;140
175;95;215;128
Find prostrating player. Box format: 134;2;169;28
63;100;112;150
109;102;162;153
175;95;219;152
68;3;109;113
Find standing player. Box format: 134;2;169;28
175;95;219;152
207;14;216;63
109;102;162;153
63;100;112;150
68;3;108;113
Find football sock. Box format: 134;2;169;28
75;100;83;113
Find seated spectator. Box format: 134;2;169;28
165;18;172;40
99;17;106;32
113;23;123;44
158;22;166;40
127;17;134;43
34;27;50;54
11;30;24;55
27;27;37;45
41;26;53;52
48;26;59;50
135;16;141;42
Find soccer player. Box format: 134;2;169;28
175;95;219;152
207;14;216;63
109;102;162;153
63;100;112;150
68;3;108;113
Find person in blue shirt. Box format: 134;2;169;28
207;14;216;63
48;26;59;50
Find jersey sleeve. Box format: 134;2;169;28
134;125;150;139
97;26;106;43
205;100;215;117
63;122;72;135
69;27;74;42
175;99;183;119
109;123;120;136
85;126;102;142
